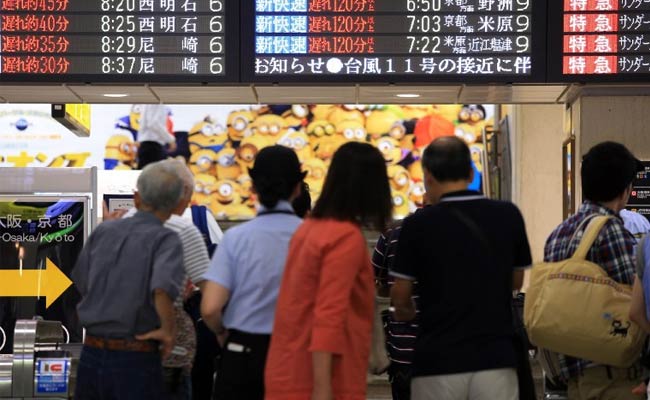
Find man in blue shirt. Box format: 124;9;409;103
201;146;305;400
73;160;186;400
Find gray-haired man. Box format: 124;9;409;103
73;160;186;400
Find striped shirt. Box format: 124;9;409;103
544;200;636;380
372;222;419;366
123;209;211;370
124;209;211;288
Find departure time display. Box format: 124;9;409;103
242;0;546;82
550;0;650;81
0;0;239;82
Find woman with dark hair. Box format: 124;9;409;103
201;146;305;400
264;142;392;400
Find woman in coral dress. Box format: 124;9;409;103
265;142;393;400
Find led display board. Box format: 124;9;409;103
242;0;547;82
0;0;239;82
549;0;650;81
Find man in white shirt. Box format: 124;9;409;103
137;104;177;169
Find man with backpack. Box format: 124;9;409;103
543;141;644;399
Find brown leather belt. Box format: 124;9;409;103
84;335;158;353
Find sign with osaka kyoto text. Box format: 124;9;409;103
242;0;547;82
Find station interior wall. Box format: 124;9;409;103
509;104;566;265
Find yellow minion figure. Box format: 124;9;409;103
408;159;424;182
409;181;426;209
366;109;403;142
328;105;365;126
457;104;492;143
215;147;242;181
227;110;256;143
210;180;255;220
302;158;327;198
392;191;410;219
306;120;336;150
387;165;411;193
236;135;270;170
431;105;463;123
470;143;485;173
277;129;313;163
251;114;288;141
375;136;403;166
401;105;433;120
336;119;368;143
189;149;219;176
192;174;218;207
188;117;229;154
454;124;479;145
237;174;256;209
281;105;310;127
312;134;345;164
104;134;137;170
310;105;335;121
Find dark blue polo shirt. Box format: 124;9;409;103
390;190;532;377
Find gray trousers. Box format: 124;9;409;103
411;368;518;400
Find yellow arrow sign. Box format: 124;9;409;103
0;258;72;308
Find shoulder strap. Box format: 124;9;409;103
445;206;493;258
571;216;612;260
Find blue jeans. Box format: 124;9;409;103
74;346;164;400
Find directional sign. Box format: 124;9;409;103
0;258;72;308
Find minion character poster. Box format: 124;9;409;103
0;103;494;220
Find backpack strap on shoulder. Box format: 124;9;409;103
571;216;611;261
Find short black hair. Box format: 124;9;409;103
582;141;642;202
311;142;392;232
421;136;472;182
291;182;312;218
249;146;304;209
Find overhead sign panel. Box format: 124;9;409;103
0;0;239;82
549;0;650;81
242;0;546;82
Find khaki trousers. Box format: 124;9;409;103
567;365;643;400
411;368;518;400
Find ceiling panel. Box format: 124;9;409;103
0;85;81;103
459;85;568;104
67;85;158;103
152;86;257;104
358;85;462;104
256;86;357;104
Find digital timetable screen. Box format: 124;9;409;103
0;0;239;82
242;0;547;82
549;0;650;82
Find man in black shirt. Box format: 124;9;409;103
390;137;532;400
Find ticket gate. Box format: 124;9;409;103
0;320;79;399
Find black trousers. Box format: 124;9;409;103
213;330;270;400
137;141;166;170
389;363;412;400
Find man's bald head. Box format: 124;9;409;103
421;136;473;183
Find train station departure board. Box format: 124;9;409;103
241;0;547;83
549;0;650;82
0;0;239;82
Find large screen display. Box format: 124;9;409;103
549;0;650;81
0;0;239;82
242;0;547;82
